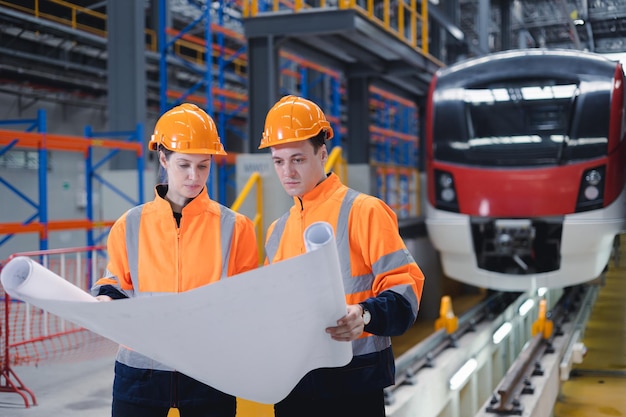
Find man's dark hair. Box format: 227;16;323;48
309;131;327;154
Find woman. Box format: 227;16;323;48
92;103;258;417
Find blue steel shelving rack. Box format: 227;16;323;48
156;0;344;205
157;0;249;205
278;51;344;153
0;110;49;251
369;87;421;219
0;110;144;253
83;124;146;247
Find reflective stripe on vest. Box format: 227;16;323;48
116;203;237;371
265;189;391;356
125;204;236;297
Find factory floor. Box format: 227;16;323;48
553;236;626;417
2;238;623;417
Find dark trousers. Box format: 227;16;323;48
112;398;235;417
274;390;386;417
111;362;235;417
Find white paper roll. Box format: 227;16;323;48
1;256;97;303
304;221;335;252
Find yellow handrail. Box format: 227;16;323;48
0;0;242;67
230;149;346;265
243;0;442;65
231;172;264;265
325;146;347;183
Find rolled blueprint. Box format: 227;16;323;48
304;221;335;252
0;222;351;404
1;256;97;303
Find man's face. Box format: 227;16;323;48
270;140;327;198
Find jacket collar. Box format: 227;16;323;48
293;172;340;209
154;184;217;216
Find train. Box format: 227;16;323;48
424;49;626;292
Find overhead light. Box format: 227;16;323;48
537;287;548;297
519;299;535;317
493;322;512;344
449;358;478;390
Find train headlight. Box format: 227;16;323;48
584;185;599;200
439;173;454;188
434;169;459;212
585;169;601;186
576;166;605;212
441;188;456;202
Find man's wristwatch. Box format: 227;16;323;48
361;304;371;325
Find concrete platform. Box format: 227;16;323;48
1;355;115;417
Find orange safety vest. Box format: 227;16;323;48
265;173;424;357
92;185;258;370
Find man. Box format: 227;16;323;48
260;95;425;417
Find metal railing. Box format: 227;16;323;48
243;0;435;59
231;172;264;265
325;146;348;183
0;245;115;408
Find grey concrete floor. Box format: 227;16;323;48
0;354;115;417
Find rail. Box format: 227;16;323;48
485;285;595;415
487;334;545;414
0;0;342;108
243;0;437;62
385;284;598;417
390;292;520;392
325;146;347;183
230;172;264;265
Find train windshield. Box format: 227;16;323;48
432;78;611;166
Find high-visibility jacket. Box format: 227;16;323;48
264;173;425;397
92;184;258;371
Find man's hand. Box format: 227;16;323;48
325;304;365;342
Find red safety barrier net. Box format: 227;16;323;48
0;247;118;407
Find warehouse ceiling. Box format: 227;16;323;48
459;0;626;53
0;0;624;109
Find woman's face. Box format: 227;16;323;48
160;151;212;208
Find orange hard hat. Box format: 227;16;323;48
258;95;334;149
148;103;226;155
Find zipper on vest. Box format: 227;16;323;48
177;222;182;292
299;208;306;254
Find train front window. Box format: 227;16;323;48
433;80;610;166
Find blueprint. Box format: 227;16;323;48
0;221;352;404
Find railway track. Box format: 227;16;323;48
385;284;598;417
